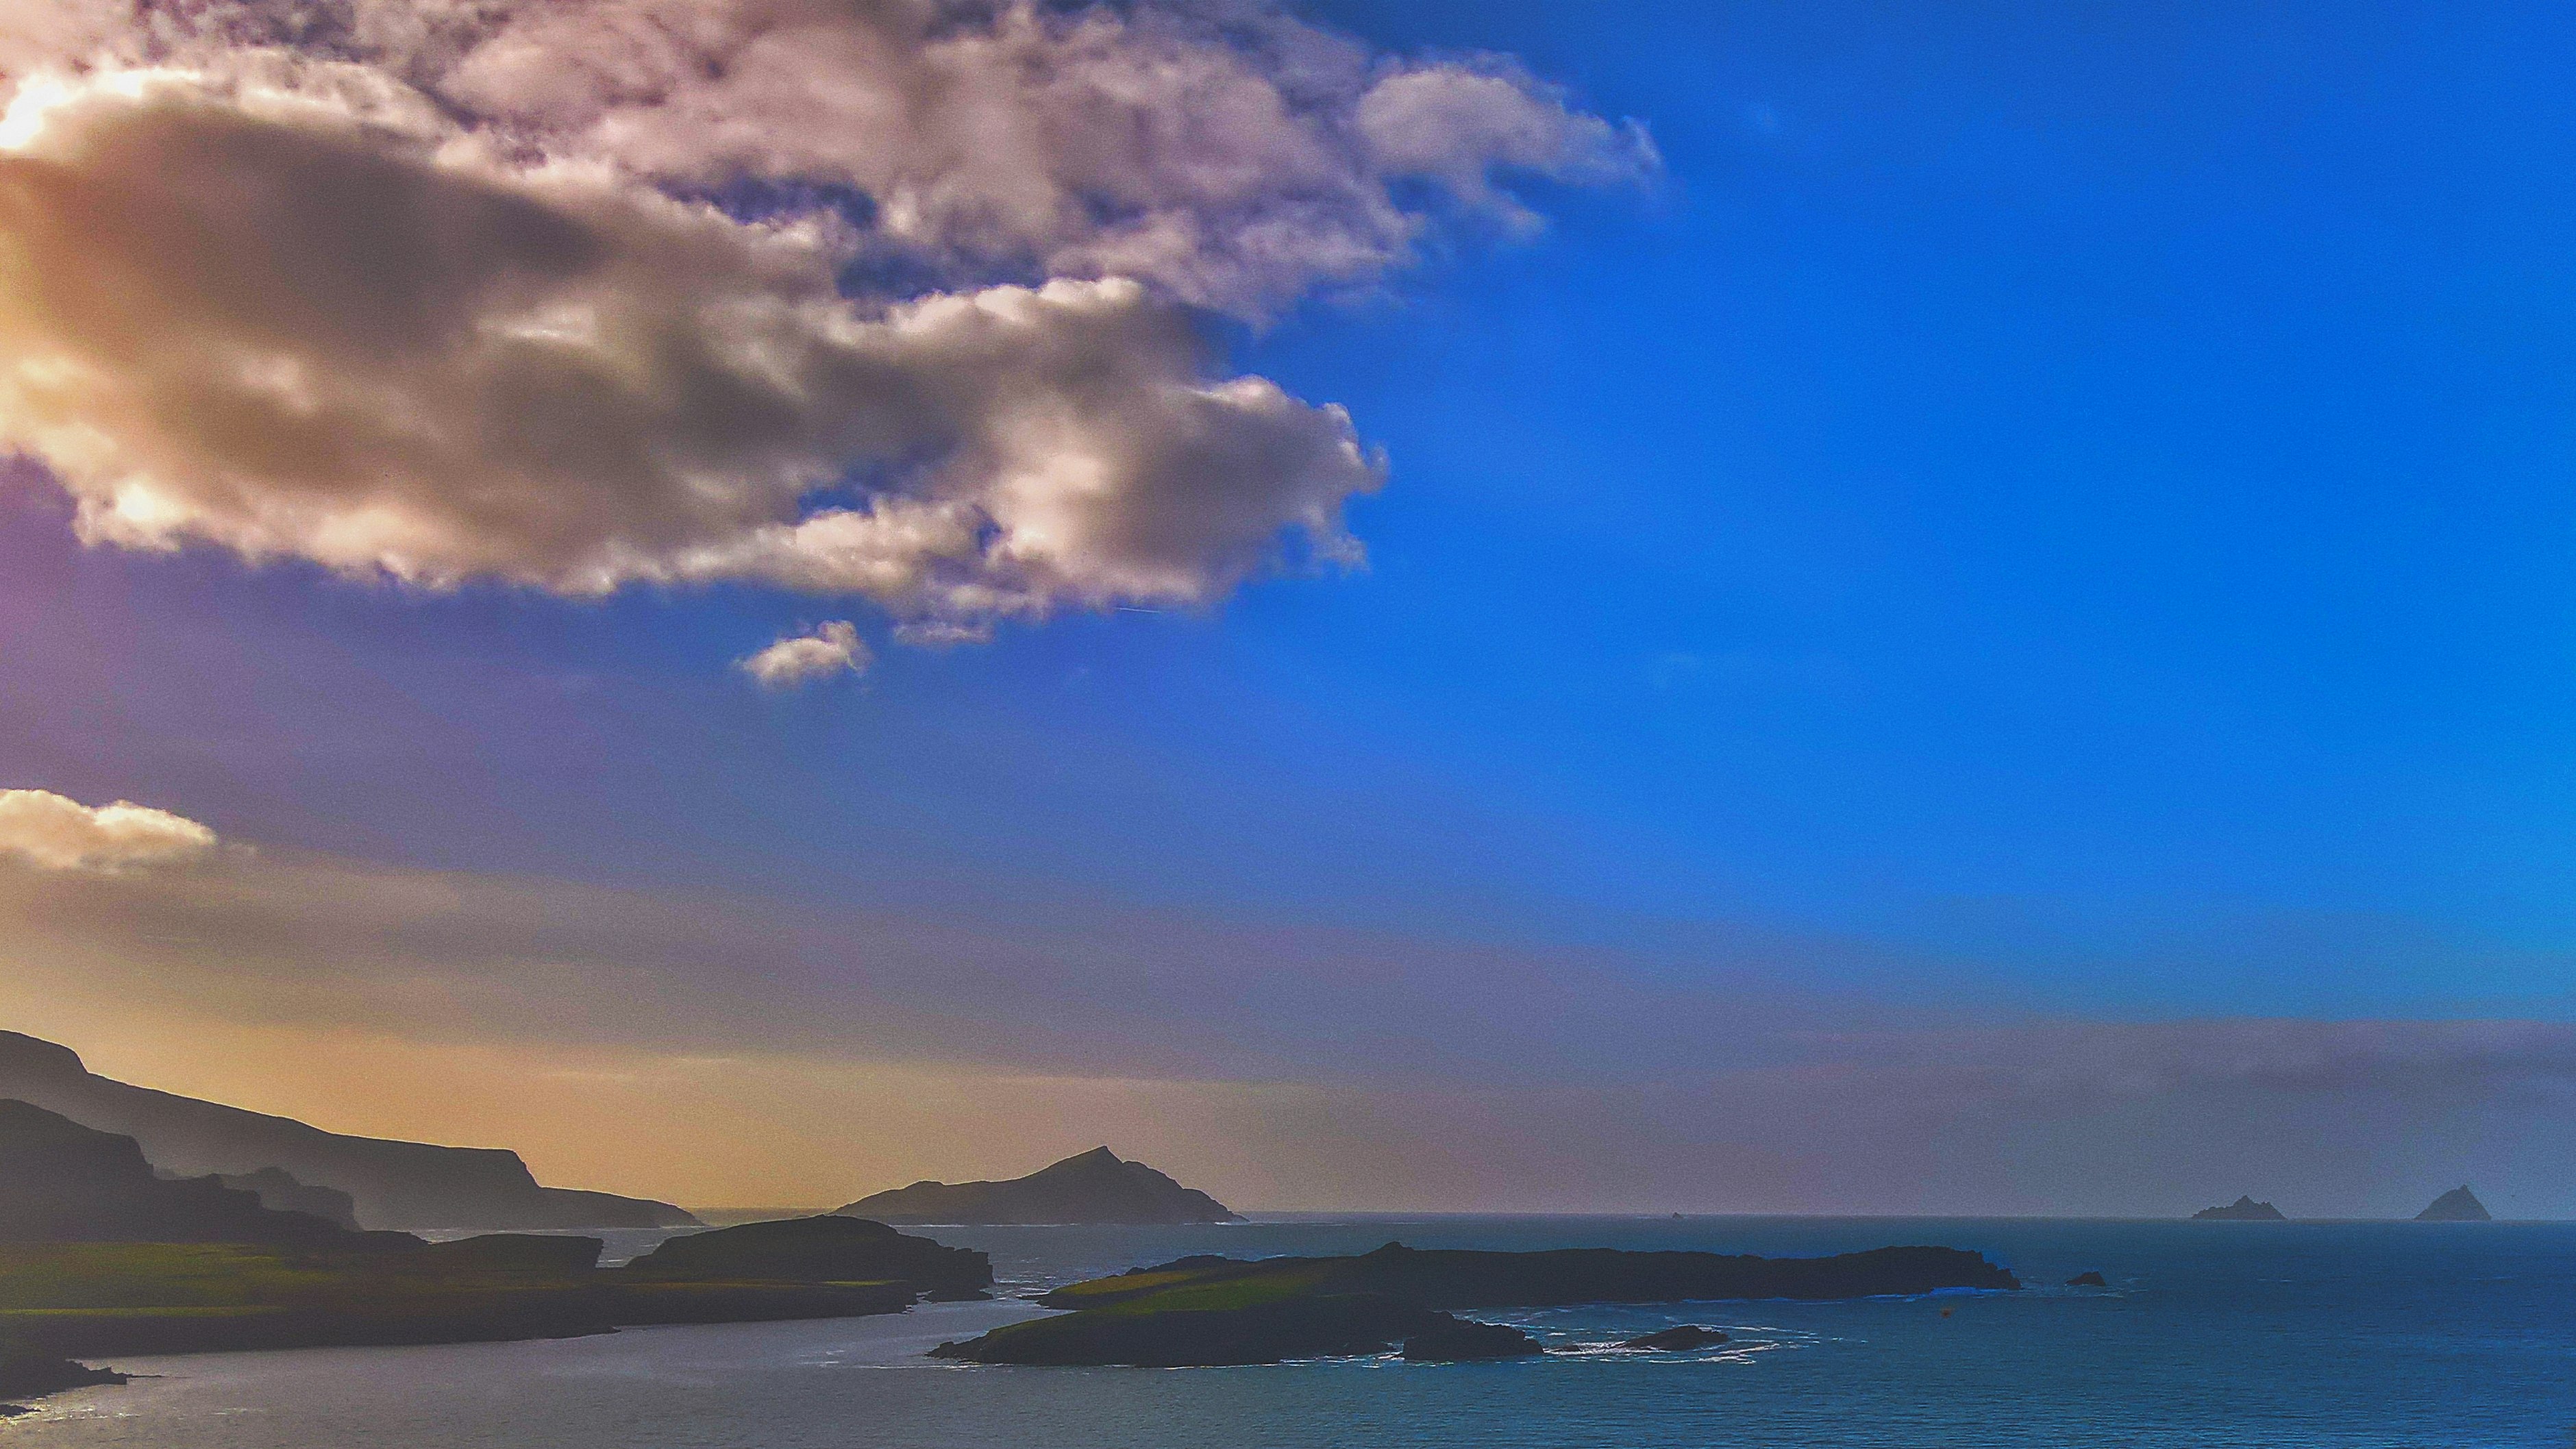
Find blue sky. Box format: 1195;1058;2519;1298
5;0;2576;1211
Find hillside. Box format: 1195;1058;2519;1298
839;1148;1240;1225
0;1032;695;1232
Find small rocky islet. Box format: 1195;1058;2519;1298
2191;1196;2288;1221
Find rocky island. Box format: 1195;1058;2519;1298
2192;1196;2288;1221
839;1146;1240;1225
2414;1186;2492;1222
932;1240;2018;1366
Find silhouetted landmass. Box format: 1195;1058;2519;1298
0;1100;406;1249
0;1032;696;1231
0;1348;126;1415
214;1167;360;1230
0;1216;989;1365
619;1215;992;1299
2066;1271;2108;1287
839;1147;1239;1225
2192;1196;2287;1221
1620;1325;1728;1350
2414;1186;2492;1222
934;1241;2018;1366
1400;1317;1546;1361
0;1106;984;1382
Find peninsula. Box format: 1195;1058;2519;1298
0;1100;989;1407
839;1147;1240;1224
932;1240;2019;1366
0;1032;695;1231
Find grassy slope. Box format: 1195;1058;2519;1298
0;1243;924;1357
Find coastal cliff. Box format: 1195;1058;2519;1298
0;1032;696;1232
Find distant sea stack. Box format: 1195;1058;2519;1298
2414;1186;2492;1222
838;1147;1241;1225
0;1031;697;1232
2192;1196;2288;1221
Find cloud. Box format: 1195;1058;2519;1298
0;1;1651;641
741;620;869;686
0;789;216;871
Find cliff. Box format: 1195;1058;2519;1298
0;1031;696;1231
838;1147;1239;1225
214;1167;361;1230
0;1100;403;1248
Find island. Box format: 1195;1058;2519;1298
0;1031;696;1231
2414;1186;2492;1222
931;1239;2019;1366
839;1146;1241;1224
2191;1196;2287;1221
0;1100;991;1408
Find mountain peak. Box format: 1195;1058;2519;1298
838;1149;1239;1225
2415;1185;2492;1222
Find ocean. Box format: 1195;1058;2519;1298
10;1215;2569;1448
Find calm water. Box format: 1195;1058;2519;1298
10;1216;2571;1448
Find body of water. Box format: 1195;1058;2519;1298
10;1215;2569;1447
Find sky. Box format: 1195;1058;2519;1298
5;0;2576;1217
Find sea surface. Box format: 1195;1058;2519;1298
8;1215;2571;1448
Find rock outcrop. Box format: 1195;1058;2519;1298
0;1031;695;1231
0;1350;126;1415
1618;1325;1729;1351
1400;1318;1546;1361
839;1147;1239;1225
2414;1186;2492;1222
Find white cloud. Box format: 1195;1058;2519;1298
741;620;869;686
0;1;1651;643
0;789;217;871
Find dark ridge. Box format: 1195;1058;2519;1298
0;1030;696;1232
837;1147;1239;1225
619;1215;991;1298
1619;1325;1728;1351
0;1100;408;1248
2191;1196;2288;1221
